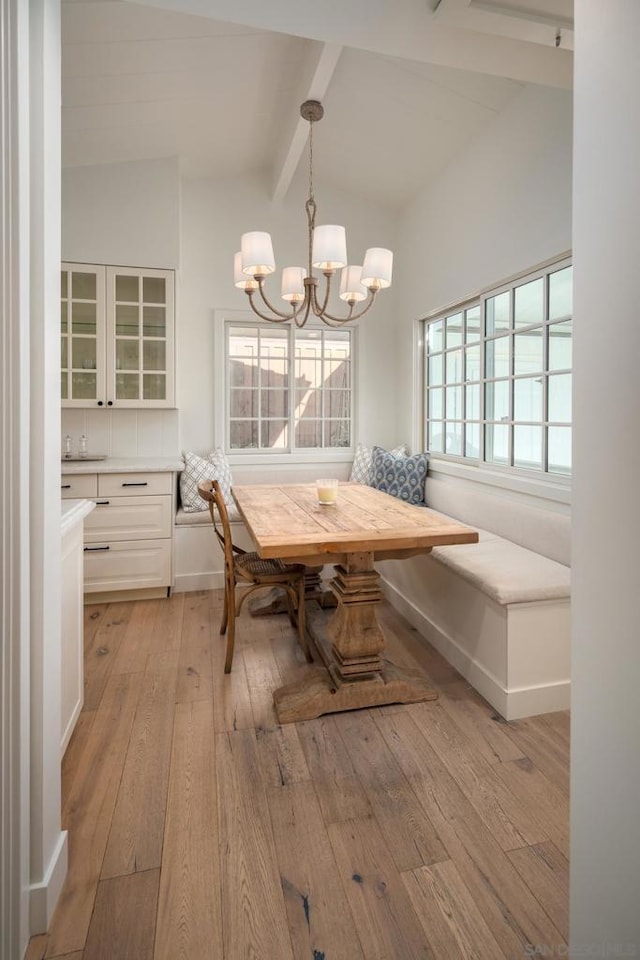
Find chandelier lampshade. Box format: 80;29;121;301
234;100;393;327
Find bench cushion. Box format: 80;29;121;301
431;528;571;605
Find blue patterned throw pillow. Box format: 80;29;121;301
370;446;429;504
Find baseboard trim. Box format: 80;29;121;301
380;575;570;720
29;829;68;934
173;572;224;593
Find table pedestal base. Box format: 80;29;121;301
274;659;438;724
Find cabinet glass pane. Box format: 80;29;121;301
465;422;480;459
465;306;481;343
71;372;96;399
143;277;166;304
465;383;480;420
428;320;444;353
143;306;166;338
61;271;68;298
514;278;544;329
116;304;139;336
465;344;481;380
116;339;139;371
548;426;572;474
549;320;572;370
71;338;97;371
428;387;443;419
446;349;462;383
61;301;67;333
514;425;542;470
61;372;68;399
72;302;96;335
514;329;543;375
548;373;572;423
446;313;463;348
61;338;68;369
485;336;510;378
72;272;96;299
549;266;572;320
230;420;258;449
143;373;166;401
486;380;509;421
485;292;510;334
514;376;543;422
325;420;350;448
428;421;444;452
143;340;166;371
115;275;139;302
485;423;509;464
296;421;322;448
116;373;140;400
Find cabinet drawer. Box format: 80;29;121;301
83;538;171;593
61;474;98;499
85;496;171;542
98;472;172;497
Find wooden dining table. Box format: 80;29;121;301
232;481;478;724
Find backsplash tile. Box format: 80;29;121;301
61;408;180;458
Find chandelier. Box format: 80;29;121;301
234;100;393;327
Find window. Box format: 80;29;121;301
225;321;353;453
423;257;572;477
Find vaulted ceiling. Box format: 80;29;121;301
62;0;573;210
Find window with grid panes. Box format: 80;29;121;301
226;322;353;452
423;258;572;476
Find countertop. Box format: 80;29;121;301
61;456;184;475
61;498;96;537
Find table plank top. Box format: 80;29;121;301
232;482;478;561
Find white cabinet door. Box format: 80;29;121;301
61;262;175;409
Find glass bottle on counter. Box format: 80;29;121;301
78;434;88;459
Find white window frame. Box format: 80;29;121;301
420;254;572;501
214;309;356;464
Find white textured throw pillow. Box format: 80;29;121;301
180;448;234;513
349;442;409;485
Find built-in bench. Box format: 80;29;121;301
377;470;571;721
173;459;570;721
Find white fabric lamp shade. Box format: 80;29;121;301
312;225;347;270
361;247;393;289
234;252;258;290
241;231;276;276
339;265;367;302
281;266;307;302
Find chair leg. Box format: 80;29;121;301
220;583;229;636
297;577;312;662
224;577;236;674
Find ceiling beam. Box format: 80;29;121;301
271;42;342;202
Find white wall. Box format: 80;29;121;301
571;0;640;952
393;82;573;446
178;168;399;454
62;156;180;268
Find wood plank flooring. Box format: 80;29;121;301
27;590;570;960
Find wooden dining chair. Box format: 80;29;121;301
197;479;312;673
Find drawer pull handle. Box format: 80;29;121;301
122;481;148;487
96;500;110;505
61;484;71;489
84;545;110;552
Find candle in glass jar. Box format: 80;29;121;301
316;478;338;504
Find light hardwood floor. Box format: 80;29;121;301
27;590;570;960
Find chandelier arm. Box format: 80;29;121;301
315;288;379;325
255;278;299;320
246;289;294;324
311;271;334;317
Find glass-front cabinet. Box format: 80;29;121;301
61;262;175;408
